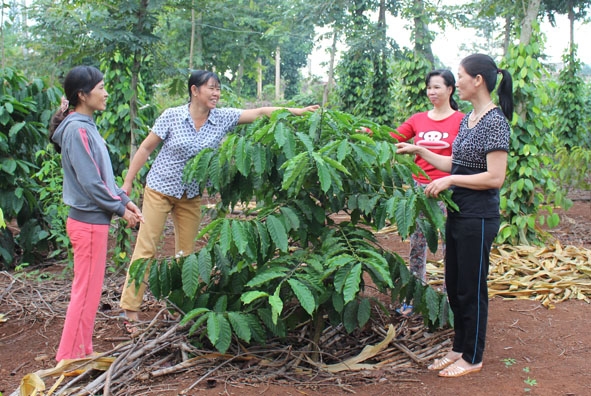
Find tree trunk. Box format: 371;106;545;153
130;60;139;160
519;0;541;46
189;1;195;69
130;0;149;161
257;57;263;101
378;0;386;27
568;0;575;56
322;29;338;107
275;46;281;101
413;0;434;65
20;0;27;58
1;5;5;68
196;12;203;68
236;62;244;97
503;15;511;56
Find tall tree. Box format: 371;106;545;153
363;0;395;124
408;0;434;64
520;0;542;45
391;0;456;125
544;0;591;148
334;0;402;122
461;0;534;56
543;0;590;53
260;0;316;100
304;0;398;109
302;1;351;106
26;0;163;170
82;0;162;168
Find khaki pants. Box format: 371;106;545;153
120;187;202;312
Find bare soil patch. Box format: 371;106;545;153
1;196;590;396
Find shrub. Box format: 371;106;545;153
0;68;62;268
130;108;452;353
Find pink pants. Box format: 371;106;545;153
56;217;109;361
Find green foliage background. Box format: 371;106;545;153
0;68;62;265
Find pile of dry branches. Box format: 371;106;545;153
2;239;590;395
2;268;453;395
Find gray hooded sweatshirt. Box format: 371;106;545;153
51;112;130;225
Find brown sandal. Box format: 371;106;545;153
123;320;139;336
428;356;457;371
438;362;482;378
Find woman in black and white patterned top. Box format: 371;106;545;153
396;53;513;378
119;70;318;326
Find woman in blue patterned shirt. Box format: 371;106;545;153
119;70;318;326
396;54;513;378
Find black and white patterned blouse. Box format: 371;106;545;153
452;107;510;170
146;104;242;198
449;107;511;218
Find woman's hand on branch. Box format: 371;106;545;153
424;177;452;198
395;142;422;155
291;104;320;116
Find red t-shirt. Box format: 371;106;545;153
392;111;464;183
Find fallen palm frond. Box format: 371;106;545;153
416;242;591;308
374;222;591;307
488;242;591;308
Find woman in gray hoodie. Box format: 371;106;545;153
49;65;143;361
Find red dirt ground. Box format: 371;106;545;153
1;194;590;396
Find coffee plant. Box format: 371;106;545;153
129;108;453;354
0;67;62;268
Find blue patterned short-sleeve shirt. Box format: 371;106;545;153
146;104;242;198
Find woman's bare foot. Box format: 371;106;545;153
123;309;139;321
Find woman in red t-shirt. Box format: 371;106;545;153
391;69;464;316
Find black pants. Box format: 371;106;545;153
445;216;499;364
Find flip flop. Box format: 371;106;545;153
118;313;141;336
122;320;139;336
438;362;482;378
428;356;458;371
395;303;413;316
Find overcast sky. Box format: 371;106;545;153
307;12;591;79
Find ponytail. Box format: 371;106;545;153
496;68;514;121
49;97;71;153
449;96;459;111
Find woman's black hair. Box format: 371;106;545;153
49;65;104;152
426;69;459;110
460;54;514;120
188;70;221;101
